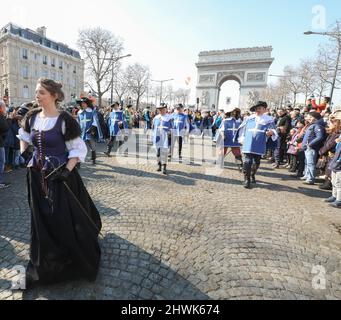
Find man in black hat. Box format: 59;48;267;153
77;97;101;165
235;101;278;189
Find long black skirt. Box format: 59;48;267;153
26;167;102;285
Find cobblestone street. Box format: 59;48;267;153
1;132;341;300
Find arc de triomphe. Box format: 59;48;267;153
196;46;274;111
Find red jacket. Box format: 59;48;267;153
312;99;327;113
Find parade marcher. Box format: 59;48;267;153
77;97;102;165
104;102;128;157
152;104;173;175
216;106;243;169
170;104;190;161
18;78;102;288
235;101;278;189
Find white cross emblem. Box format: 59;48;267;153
248;122;266;138
227;122;239;135
174;119;184;127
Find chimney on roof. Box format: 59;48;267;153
36;26;46;37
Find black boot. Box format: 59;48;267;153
251;164;260;184
163;164;167;175
243;174;251;189
91;151;96;165
157;162;162;172
104;145;112;157
319;179;332;191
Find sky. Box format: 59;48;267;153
4;0;341;106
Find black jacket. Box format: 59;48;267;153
0;114;9;148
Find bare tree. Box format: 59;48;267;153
314;47;334;102
299;58;316;102
113;67;130;104
283;66;303;106
77;27;123;107
174;88;190;105
126;63;151;109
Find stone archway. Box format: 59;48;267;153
217;74;242;110
196;47;274;111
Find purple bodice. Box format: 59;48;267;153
30;114;69;171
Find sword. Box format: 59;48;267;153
62;181;104;239
44;163;103;239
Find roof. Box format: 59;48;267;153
0;23;81;59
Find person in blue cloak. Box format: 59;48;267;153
234;101;278;189
77;97;103;165
152;104;173;175
216;106;243;169
104;102;129;157
170;104;190;162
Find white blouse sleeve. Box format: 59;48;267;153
65;138;88;163
18;128;32;144
62;121;88;163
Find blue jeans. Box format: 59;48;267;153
0;147;5;184
305;148;318;182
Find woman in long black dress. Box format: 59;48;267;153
19;78;102;287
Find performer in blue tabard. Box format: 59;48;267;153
216;106;243;169
234;101;278;189
104;102;128;157
77;97;103;165
170;104;190;161
153;104;173;175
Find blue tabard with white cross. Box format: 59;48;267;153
172;113;189;137
78;110;95;141
153;115;173;149
216;118;242;148
108;110;128;137
235;115;277;156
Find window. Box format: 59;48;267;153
59;60;63;70
22;48;28;59
73;66;76;74
59;73;63;82
43;55;48;65
42;69;48;78
23;85;29;99
21;66;29;79
51;71;56;80
51;58;55;67
71;78;76;88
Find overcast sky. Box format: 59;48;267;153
4;0;341;106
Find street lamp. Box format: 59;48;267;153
151;78;174;106
103;54;132;104
304;30;341;106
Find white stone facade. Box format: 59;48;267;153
196;47;274;111
0;23;84;107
